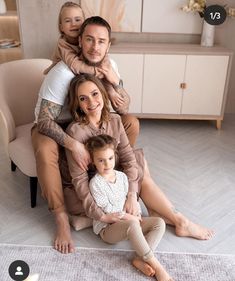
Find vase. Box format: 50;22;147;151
200;20;215;47
0;0;6;14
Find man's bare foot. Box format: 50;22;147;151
175;214;214;240
132;257;155;277
54;211;75;254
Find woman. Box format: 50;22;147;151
64;74;214;244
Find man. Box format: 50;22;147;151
31;16;139;254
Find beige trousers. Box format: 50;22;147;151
100;217;165;261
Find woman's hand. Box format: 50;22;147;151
71;140;91;171
122;213;141;223
123;192;140;216
100;212;141;224
100;213;121;223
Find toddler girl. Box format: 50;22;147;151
44;1;95;75
86;134;173;281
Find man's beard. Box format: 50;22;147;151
81;51;106;67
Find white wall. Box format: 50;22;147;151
17;0;68;59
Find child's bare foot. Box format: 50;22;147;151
146;256;173;281
54;211;75;254
154;261;173;281
175;215;214;240
132;257;155;277
155;269;173;281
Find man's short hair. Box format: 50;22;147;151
79;16;111;41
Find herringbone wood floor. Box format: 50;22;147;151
0;115;235;254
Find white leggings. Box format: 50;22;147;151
100;217;165;261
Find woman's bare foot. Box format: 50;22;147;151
54;211;75;254
175;213;214;240
132;257;155;277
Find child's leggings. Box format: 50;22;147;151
99;216;165;261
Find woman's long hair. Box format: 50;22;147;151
68;74;110;125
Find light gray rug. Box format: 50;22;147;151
0;244;235;281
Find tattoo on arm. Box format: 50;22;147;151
37;99;68;146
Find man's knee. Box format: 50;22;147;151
121;114;139;132
34;137;60;163
64;187;84;215
121;114;140;146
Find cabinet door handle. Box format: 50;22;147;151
180;83;186;89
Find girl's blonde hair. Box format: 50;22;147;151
68;74;110;125
58;1;85;35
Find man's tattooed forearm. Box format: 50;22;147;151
37;99;66;146
37;119;66;146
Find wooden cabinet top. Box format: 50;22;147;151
110;42;233;56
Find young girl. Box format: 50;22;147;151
85;134;172;280
44;1;96;75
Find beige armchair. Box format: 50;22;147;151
0;58;52;207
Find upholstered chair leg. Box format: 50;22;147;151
11;160;17;171
30;177;38;208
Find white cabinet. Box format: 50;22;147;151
110;43;232;129
182;55;229;115
143;54;229;117
143;55;186;114
109;54;143;114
